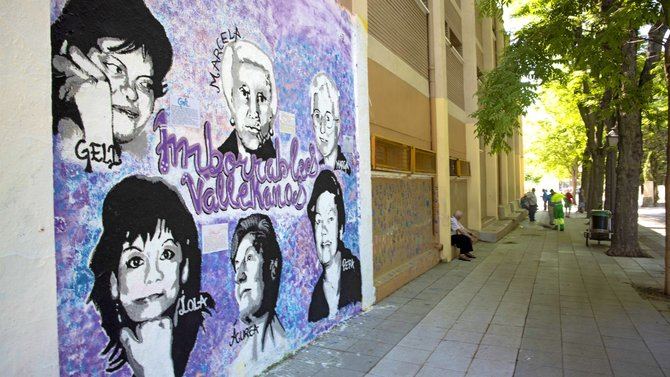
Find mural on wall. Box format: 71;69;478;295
50;0;365;375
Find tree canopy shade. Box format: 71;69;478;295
474;0;665;154
527;81;587;190
474;0;668;257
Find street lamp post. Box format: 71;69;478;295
605;128;618;214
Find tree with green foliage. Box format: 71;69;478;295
474;0;667;257
527;82;587;194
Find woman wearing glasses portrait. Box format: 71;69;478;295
309;73;351;175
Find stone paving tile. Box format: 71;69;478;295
480;333;522;348
396;334;442;352
314;334;359;352
384;345;432;365
516;348;563;369
444;329;485;344
424;340;478;372
474;344;519;363
332;352;383;373
317;367;366;377
465;358;515;377
263;216;670;377
520;336;562;354
347;339;395;357
610;360;665;377
367;358;421;376
415;365;465;377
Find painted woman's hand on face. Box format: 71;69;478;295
120;317;175;377
52;41;117;169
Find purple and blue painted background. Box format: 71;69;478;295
51;0;363;375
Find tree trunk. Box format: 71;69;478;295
608;31;645;257
666;55;670;292
663;2;670;294
589;148;606;212
608;23;666;257
581;148;591;212
578;91;609;214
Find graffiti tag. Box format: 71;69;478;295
210;26;242;93
342;258;355;272
229;324;259;347
176;294;211;317
74;139;121;172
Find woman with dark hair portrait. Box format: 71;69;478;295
307;170;361;322
51;0;173;171
229;213;286;369
88;175;214;376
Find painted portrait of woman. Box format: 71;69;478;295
51;0;173;171
88;175;214;376
217;40;277;161
307;170;361;322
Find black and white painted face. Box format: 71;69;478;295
113;219;183;323
312;86;338;159
314;191;340;266
234;233;265;322
231;62;273;152
95;38;155;144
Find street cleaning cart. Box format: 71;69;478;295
584;210;613;246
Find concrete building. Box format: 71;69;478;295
0;0;522;374
340;0;525;300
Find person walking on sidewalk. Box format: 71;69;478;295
542;189;550;211
451;210;477;261
524;188;538;222
551;190;566;231
547;189;556;225
564;190;574;218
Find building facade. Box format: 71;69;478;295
341;0;524;299
0;0;522;374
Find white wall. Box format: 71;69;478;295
352;14;376;309
0;0;60;375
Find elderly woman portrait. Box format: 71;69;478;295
229;214;287;366
51;0;173;170
217;40;277;161
88;175;214;376
307;170;361;322
309;73;350;174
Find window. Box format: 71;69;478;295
447;28;463;56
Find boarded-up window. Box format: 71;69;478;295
372;136;412;172
369;0;429;78
414;148;437;175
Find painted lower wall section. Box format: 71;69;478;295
49;0;372;376
372;176;439;299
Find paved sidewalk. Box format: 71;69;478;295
264;212;670;377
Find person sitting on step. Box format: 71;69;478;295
451;210;478;261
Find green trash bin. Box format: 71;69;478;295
585;210;612;246
591;210;611;232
